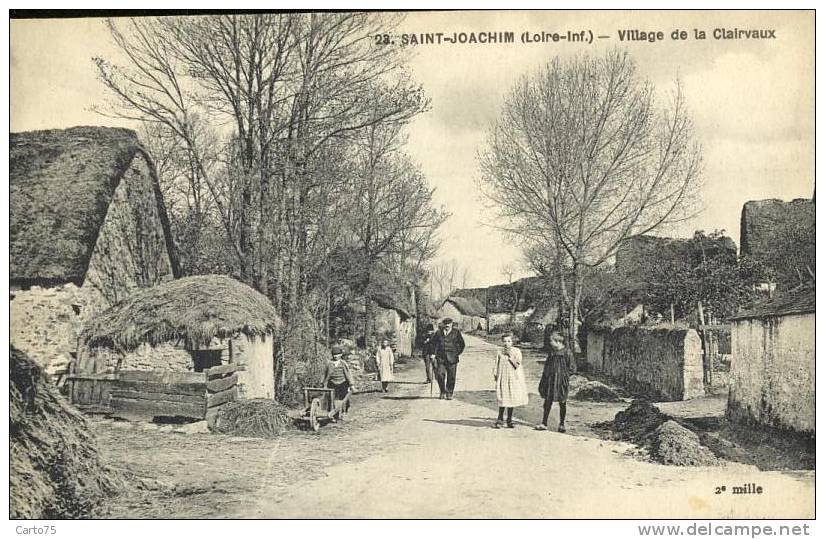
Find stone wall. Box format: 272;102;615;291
9;283;102;379
728;313;815;433
588;326;705;401
233;334;275;400
82;342;193;373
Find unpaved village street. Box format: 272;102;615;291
97;334;814;519
246;335;814;518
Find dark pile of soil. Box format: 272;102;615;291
609;400;669;443
650;420;720;466
597;400;719;467
572;381;624;402
10;346;124;518
210;399;294;438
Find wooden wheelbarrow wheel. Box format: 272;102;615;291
308;397;323;432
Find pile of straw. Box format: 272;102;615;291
210;399;294;438
10;346;124;518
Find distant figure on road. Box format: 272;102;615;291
376;338;395;393
536;329;574;432
431;318;466;400
492;332;529;428
421;323;437;384
322;344;354;422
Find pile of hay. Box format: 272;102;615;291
650;421;720;466
572;381;624;402
81;274;282;351
10;346;124;518
210;399;294;438
599;400;719;466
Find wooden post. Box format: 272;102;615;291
670;303;675;325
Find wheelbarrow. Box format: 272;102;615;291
300;387;337;432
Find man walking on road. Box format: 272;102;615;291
431;318;465;400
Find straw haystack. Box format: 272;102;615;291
79;275;283;399
10;346;123;518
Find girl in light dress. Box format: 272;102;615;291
375;338;395;393
492;332;529;428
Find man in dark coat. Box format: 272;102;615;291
430;318;466;400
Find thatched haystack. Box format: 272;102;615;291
81;275;281;351
10;346;123;519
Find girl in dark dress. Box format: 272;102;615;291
536;329;574;432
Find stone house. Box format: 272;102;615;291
372;285;418;357
727;285;815;434
78;275;282;400
10;126;180;379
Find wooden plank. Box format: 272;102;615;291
109;397;205;420
115;379;206;397
117;370;206;384
207;387;237;408
110;390;207;405
206;373;238;393
67;373;119;381
206;364;245;378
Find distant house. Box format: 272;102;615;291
485;276;542;332
372;284;418;357
727;285;815;434
438;296;486;332
523;301;559;346
740;198;815;288
78;275;282;402
10;126;180;379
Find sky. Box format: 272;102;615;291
10;11;815;287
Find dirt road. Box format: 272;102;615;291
240;334;814;518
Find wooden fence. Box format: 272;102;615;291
67;364;243;422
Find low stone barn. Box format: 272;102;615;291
438;296;486;332
10;126;180;380
727;285;815;434
77;275;282;401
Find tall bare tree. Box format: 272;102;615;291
479;50;702;349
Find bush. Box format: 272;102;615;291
277;313;330;407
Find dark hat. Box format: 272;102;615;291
331;344;345;356
425;323;435;332
442;318;454;325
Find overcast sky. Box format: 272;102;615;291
11;11;814;287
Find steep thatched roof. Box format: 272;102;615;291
10;126;180;287
81;275;282;351
443;296;486;317
729;284;816;321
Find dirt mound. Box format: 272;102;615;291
572;381;624;402
650;421;720;466
598;400;719;467
10;346;124;518
609;400;668;443
210;399;294;438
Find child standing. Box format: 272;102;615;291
375;338;395;393
322;345;354;422
492;333;529;428
536;329;573;432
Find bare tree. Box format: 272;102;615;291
479;50;702;348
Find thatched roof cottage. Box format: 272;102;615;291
10;126;180;378
438;296;486;332
78;275;282;401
